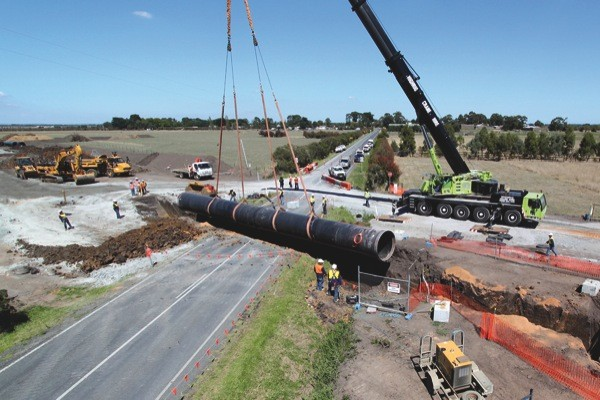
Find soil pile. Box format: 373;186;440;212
18;218;208;272
0;145;64;169
0;289;28;332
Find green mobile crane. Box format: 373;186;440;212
349;0;547;227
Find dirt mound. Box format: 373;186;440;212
137;152;159;166
0;145;64;169
65;134;90;142
17;218;208;273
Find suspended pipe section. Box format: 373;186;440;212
179;192;396;262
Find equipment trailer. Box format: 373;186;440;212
349;0;547;227
416;330;493;400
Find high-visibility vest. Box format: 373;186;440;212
310;196;315;204
328;269;340;280
364;191;371;199
314;263;324;274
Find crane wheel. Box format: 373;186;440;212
417;201;433;216
503;209;522;226
452;205;470;220
472;207;490;223
436;203;452;218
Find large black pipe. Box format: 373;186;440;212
178;192;396;262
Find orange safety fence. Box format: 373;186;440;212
409;282;600;400
388;183;405;195
436;238;600;279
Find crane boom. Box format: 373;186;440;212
348;0;470;175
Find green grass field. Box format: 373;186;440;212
0;285;114;358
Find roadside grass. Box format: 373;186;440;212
325;206;357;224
192;254;356;400
0;285;114;357
347;160;368;190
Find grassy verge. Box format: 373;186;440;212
347;160;368;190
0;285;113;357
192;255;355;400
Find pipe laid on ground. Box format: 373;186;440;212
178;192;396;261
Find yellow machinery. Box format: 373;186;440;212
38;144;96;185
417;330;493;399
14;157;39;179
80;153;131;177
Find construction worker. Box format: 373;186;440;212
314;258;325;291
322;196;328;216
113;200;121;219
294;176;299;190
129;180;135;196
546;233;557;256
364;188;371;207
278;188;285;205
134;178;140;196
328;264;341;302
288;176;293;189
229;189;236;202
279;176;284;189
58;210;73;230
309;194;316;213
145;243;155;267
141;180;147;195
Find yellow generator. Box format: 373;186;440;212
417;330;493;400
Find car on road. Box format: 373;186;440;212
335;144;346;153
363;143;371;153
354;150;364;163
340;156;351;169
328;165;347;180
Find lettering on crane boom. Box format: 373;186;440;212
432;118;439;127
407;75;419;91
422;101;432;113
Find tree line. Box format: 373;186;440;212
103;112;598;132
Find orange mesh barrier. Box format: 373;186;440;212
481;313;600;400
436;238;600;279
408;282;600;400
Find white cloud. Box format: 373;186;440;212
133;11;152;19
0;91;6;97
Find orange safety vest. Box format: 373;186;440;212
314;263;324;274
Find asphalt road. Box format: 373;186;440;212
0;236;284;400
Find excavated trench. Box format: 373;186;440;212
386;239;600;363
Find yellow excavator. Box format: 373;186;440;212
38;144;96;185
80;152;131;177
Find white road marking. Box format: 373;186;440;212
0;240;207;376
54;240;250;400
155;254;279;400
176;274;206;299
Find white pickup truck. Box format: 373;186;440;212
172;161;213;180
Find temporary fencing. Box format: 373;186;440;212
436;238;600;279
358;266;411;312
409;282;600;400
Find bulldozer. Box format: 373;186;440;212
37;144;96;185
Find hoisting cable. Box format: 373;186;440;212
242;0;281;208
215;0;233;194
242;0;312;212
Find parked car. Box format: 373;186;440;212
363;144;371;153
328;165;347;180
334;144;346;153
340;156;351;169
354;150;364;163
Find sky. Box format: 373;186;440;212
1;0;599;125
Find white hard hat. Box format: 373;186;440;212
332;264;337;270
317;259;324;264
549;233;553;236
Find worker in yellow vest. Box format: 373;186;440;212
328;264;341;302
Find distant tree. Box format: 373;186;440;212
397;125;416;156
325;117;332;127
111;117;128;130
505;132;524;158
390;140;399;153
576;132;596;160
252;117;262;129
393;111;407;124
379;113;394;128
561;127;576;158
502;115;526;131
537;131;552;160
523;131;539;159
534;120;544;127
549;117;568;132
361;112;375;127
489;113;504;127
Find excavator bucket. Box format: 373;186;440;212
74;172;96;185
